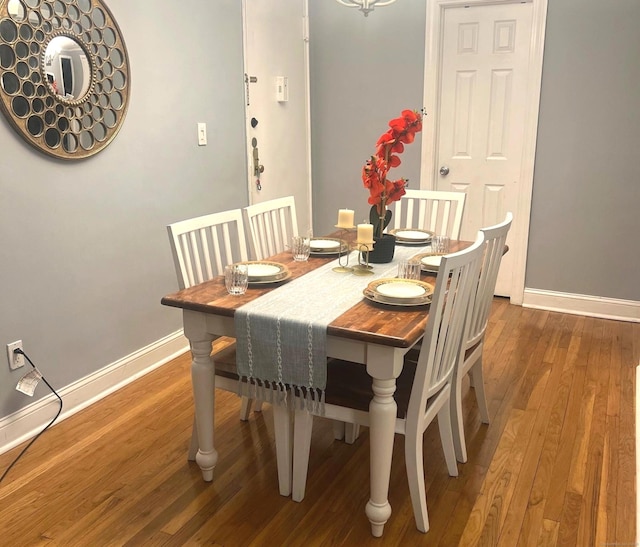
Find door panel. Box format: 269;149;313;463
436;1;533;296
243;0;312;233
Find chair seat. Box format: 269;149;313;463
212;345;241;381
325;357;419;419
308;332;481;421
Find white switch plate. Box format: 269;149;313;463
276;76;288;102
197;122;207;146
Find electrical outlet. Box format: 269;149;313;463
6;340;24;370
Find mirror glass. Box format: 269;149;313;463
7;1;24;22
0;0;130;160
44;36;92;99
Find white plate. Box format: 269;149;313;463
376;281;427;299
241;261;291;284
394;230;431;241
246;263;283;278
420;255;442;270
310;238;341;250
389;228;434;244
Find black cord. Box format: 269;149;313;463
0;349;63;485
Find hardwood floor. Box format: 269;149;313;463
0;299;637;546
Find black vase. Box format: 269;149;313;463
366;233;396;264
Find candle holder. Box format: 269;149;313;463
332;226;354;273
352;242;375;276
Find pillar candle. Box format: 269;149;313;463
337;208;355;228
357;223;374;244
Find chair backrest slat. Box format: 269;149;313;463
407;232;485;423
465;212;513;348
391;189;466;239
167;209;249;290
243;196;299;260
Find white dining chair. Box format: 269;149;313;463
243;196;358;441
287;232;486;533
390;189;466;239
243;196;299;260
451;212;513;463
168;209;249;290
167;209;259;457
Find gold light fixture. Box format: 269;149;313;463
334;0;398;17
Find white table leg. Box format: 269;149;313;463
365;377;397;537
190;338;217;481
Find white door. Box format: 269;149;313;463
242;0;312;233
423;0;546;299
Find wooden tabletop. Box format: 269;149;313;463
161;240;472;349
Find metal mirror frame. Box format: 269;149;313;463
0;0;130;160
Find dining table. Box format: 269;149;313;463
161;236;471;537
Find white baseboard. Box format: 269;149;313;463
0;330;189;456
522;288;640;323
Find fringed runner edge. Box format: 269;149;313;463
237;378;325;415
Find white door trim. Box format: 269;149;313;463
241;0;251;200
302;1;313;230
420;0;548;305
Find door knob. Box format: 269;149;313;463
439;166;450;176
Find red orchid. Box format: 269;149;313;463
362;109;424;238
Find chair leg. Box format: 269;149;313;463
451;367;468;464
254;400;264;413
344;423;360;444
471;357;490;424
332;421;360;443
438;401;459;477
239;396;252;421
292;409;314;502
273;404;293;496
404;426;429;533
188;415;199;461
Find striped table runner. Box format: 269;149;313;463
235;243;431;410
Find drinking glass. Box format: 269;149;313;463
224;263;248;295
292;235;311;262
397;259;421;280
431;235;450;255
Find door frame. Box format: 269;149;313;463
420;0;548;305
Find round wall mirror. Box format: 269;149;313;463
0;0;130;160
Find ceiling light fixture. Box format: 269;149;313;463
334;0;398;17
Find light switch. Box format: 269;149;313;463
197;122;207;146
276;76;288;102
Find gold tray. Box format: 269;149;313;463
413;252;444;272
389;228;434;245
363;278;434;306
363;289;432;307
238;261;290;282
309;237;348;255
248;270;292;285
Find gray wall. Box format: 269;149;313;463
309;0;426;235
526;0;640;300
0;1;247;417
3;0;638;429
310;0;639;303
